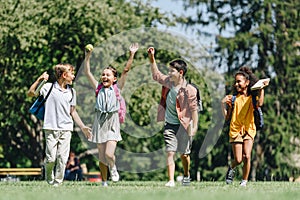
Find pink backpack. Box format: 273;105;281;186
95;83;126;123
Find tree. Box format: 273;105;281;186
0;0;170;168
180;0;300;180
0;0;214;181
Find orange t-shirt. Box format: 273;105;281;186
229;94;256;139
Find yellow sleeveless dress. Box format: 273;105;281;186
229;94;256;140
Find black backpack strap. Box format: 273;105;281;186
44;83;54;100
252;95;257;109
231;95;236;107
70;87;74;103
34;83;53;113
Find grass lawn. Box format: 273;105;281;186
0;181;299;200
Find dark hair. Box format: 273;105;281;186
233;66;258;95
105;65;118;77
169;59;187;76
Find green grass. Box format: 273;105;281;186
0;181;300;200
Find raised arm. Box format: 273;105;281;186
84;49;98;90
118;43;139;90
257;89;265;107
147;47;160;76
255;78;269;107
27;72;49;97
257;78;269;106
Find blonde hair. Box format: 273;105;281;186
53;63;74;80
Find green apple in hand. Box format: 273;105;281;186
85;44;94;52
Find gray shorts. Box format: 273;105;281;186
163;123;192;154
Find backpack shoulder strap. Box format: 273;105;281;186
252;95;258;109
113;84;121;100
70;87;74;103
231;95;236;106
44;83;54;100
95;83;103;97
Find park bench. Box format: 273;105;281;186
82;171;102;182
0;168;42;176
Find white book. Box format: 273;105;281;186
251;78;270;90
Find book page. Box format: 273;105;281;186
251;78;270;90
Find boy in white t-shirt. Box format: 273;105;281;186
28;63;92;186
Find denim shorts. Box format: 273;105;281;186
163;122;192;154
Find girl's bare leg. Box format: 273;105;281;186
97;143;108;181
242;139;254;180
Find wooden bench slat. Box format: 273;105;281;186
0;168;41;172
83;172;100;176
0;168;42;176
0;172;41;175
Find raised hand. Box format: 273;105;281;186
129;43;139;54
147;47;155;55
39;71;49;82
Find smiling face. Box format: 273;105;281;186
168;66;182;83
234;74;249;94
101;68;117;88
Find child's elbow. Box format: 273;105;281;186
258;102;264;107
27;90;35;97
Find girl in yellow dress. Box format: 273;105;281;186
221;66;269;186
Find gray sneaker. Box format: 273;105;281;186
182;176;191;186
225;166;235;184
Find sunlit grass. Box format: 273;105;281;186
0;181;300;200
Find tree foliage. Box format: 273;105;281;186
0;0;169;168
180;0;300;180
0;0;214;181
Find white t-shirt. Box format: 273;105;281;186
40;82;76;131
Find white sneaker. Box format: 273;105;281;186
53;182;62;187
102;181;108;187
165;180;175;187
240;180;247;187
110;165;120;182
47;180;54;185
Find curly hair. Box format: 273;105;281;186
232;66;259;95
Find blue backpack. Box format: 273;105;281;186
231;95;264;130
